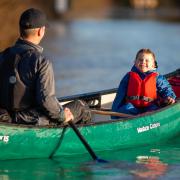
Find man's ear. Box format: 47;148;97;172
38;27;44;37
37;28;41;36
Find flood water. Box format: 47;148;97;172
1;14;180;180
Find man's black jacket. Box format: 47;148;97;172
0;39;63;123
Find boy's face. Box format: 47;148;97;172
135;53;155;73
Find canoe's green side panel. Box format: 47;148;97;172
54;103;180;157
0;126;63;160
0;103;179;160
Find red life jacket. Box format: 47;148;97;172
126;71;158;108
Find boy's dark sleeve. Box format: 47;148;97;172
156;74;176;99
112;73;129;112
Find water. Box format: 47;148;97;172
0;138;180;179
1;17;180;179
43;19;180;97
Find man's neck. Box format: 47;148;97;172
20;36;40;45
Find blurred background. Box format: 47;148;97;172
1;0;180;96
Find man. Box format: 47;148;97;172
0;8;90;125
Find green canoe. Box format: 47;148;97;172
0;69;179;160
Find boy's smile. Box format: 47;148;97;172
135;53;155;73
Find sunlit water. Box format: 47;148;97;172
1;18;180;179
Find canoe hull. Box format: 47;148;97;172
0;125;63;160
54;102;180;157
0;102;179;160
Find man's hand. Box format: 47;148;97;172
63;107;74;123
164;97;175;105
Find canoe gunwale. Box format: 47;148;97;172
0;99;179;129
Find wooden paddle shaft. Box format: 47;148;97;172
91;109;134;118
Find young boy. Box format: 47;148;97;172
112;48;176;117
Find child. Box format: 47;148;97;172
112;48;176;117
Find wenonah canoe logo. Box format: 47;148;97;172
137;122;160;133
0;136;9;143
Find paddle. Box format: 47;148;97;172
68;120;108;163
91;109;134;118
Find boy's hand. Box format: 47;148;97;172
164;97;175;105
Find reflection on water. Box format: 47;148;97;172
131;156;168;179
0;139;180;179
43;19;180;97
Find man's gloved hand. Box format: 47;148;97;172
63;107;74;125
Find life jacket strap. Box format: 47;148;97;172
126;96;154;102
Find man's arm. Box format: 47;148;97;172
35;58;64;121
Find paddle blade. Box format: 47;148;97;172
96;158;109;163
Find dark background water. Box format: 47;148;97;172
43;18;180;97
